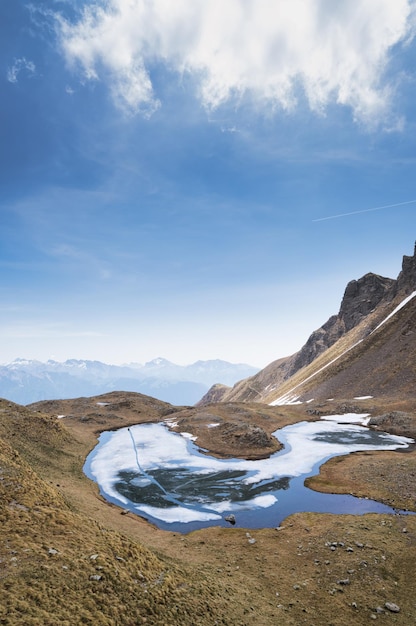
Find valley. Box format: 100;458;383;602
1;244;416;624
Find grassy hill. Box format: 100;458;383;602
1;394;416;625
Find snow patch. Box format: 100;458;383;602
269;340;363;406
270;394;302;406
180;432;197;441
371;290;416;334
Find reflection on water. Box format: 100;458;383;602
84;416;414;533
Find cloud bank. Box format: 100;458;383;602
58;0;415;123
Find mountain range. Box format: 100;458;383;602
199;242;416;409
0;357;259;406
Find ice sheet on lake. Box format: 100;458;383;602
87;419;413;524
321;413;370;425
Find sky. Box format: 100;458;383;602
1;0;416;368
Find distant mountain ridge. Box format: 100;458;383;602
0;358;259;406
199;242;416;406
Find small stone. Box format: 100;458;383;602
370;614;377;620
89;574;102;581
48;548;58;555
385;602;400;613
248;538;256;545
337;578;350;585
90;554;99;560
346;547;354;552
225;514;236;525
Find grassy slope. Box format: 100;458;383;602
1;395;416;625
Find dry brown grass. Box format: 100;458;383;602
1;394;416;625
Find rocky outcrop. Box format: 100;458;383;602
287;272;395;377
369;412;416;439
197;383;231;405
391;241;416;297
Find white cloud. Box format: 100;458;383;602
58;0;416;124
7;57;36;83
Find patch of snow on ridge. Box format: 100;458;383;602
269;340;363;406
270;394;302;406
354;396;373;400
371;290;416;334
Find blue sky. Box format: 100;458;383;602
1;0;416;367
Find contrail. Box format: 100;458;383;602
313;199;416;222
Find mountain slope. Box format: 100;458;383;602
199;242;416;406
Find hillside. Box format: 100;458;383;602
199;243;416;407
1;394;416;625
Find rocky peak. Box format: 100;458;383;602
287;273;394;377
394;241;416;297
339;272;395;332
